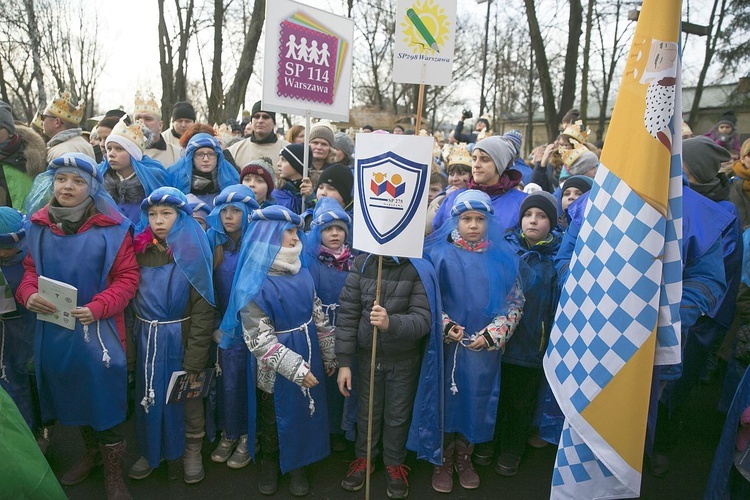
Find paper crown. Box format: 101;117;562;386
31;108;44;131
559;139;588;167
214;123;234;144
433;130;445;141
133;91;160;117
44;90;85;125
562;120;591;144
111;116;147;151
448;143;472;167
418;129;429;137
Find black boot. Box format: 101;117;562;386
61;426;102;486
289;467;309;497
100;441;132;500
258;457;280;495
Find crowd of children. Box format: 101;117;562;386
2;93;750;499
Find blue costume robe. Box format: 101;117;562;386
432;187;526;232
27;220;129;431
133;263;191;466
0;250;38;429
252;269;330;473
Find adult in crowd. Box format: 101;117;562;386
453;111;490;144
0;101;47;209
729;138;750;230
308;123;336;187
227;101;289;169
133;92;182;168
162;101;196;148
42;91;95;162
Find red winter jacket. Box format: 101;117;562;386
16;206;140;349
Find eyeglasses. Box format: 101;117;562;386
195;152;218;159
253;113;272;120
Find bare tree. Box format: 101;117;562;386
158;0;196;124
717;0;750;77
580;0;595;123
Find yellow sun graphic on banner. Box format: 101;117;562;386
401;0;450;55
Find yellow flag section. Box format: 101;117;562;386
543;0;683;498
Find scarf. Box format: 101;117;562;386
250;132;278;145
0;134;22;162
103;170;146;204
270;240;302;274
690;173;731;202
48;197;94;235
732;161;750;193
450;228;489;252
192;169;218;195
318;244;354;271
467;169;522;197
149;135;167;151
47;128;83;148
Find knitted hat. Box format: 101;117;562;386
562;175;594;195
309;124;335;146
106;116;147;161
317;163;353;207
0;100;15;135
451;189;494;217
172;101;196;121
251;101;276;123
477;115;491;129
240;158;276;196
683;136;731;184
474;136;516;176
503;130;523;158
716;110;737;128
43;90;85;125
334;132;354;161
281;143;310;175
519;191;558;226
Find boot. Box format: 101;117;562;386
258;457;280;495
61;426;102;486
431;441;455;493
101;441;132;500
183;437;205;484
455;439;480;489
289;467;309;497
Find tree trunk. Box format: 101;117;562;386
526;43;535;157
523;0;558;142
558;0;583;125
687;0;728;130
207;0;224;123
580;0;595;127
173;0;195;103
158;0;175;124
23;0;47;108
222;0;265;122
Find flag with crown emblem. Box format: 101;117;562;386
543;0;683;497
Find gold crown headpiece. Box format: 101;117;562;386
134;91;160;117
111;116;147;152
448;143;472;168
559;139;588;167
44;90;85;125
561;119;591;144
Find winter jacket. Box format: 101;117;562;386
503;228;561;368
16;206;140;349
46;130;95;163
132;238;214;373
146;135;183;169
729;178;750;231
335;254;431;367
227;135;289;171
0;125;47;210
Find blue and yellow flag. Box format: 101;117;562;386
543;0;683;497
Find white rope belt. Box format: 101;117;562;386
82;320;112;368
276;316;316;416
135;315;191;413
449;337;480;396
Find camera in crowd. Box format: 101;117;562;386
462;109;473;119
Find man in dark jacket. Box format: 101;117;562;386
335;254;431;499
0;101;47;209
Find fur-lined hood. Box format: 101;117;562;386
1;125;47;178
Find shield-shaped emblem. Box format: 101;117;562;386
356;151;428;245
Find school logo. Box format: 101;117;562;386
276;11;350;105
357;151;428;244
401;0;450;55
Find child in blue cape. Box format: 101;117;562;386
219;205;336;496
205;184;259;469
274;143;313;214
128;187;215;485
186;194;211;231
306;197;354;451
0;209;39;435
424;189;524;493
101;116;168;223
497;191;561;476
169;133;240;208
18;153;140;499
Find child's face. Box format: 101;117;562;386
53;172;89;207
428;183;443;204
316;183;345;207
193;147;218;173
457;211;487;243
242;174;268;203
561;187;583;211
106;143;132;172
281;227;299;248
0;246;18;260
718;124;734;135
220;205;244;236
193;216;208;231
448;168;470;189
278;156;301;181
522;207;551;245
148;205;179;240
321;225;345;250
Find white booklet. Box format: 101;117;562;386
37;276;77;330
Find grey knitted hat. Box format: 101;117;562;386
683;136;731;184
474;136;516;176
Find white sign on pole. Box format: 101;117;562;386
392;0;457;86
262;0;354;122
353;134;433;258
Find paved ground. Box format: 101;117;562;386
49;376;725;499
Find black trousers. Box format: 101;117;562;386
355;354;420;466
497;363;544;458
